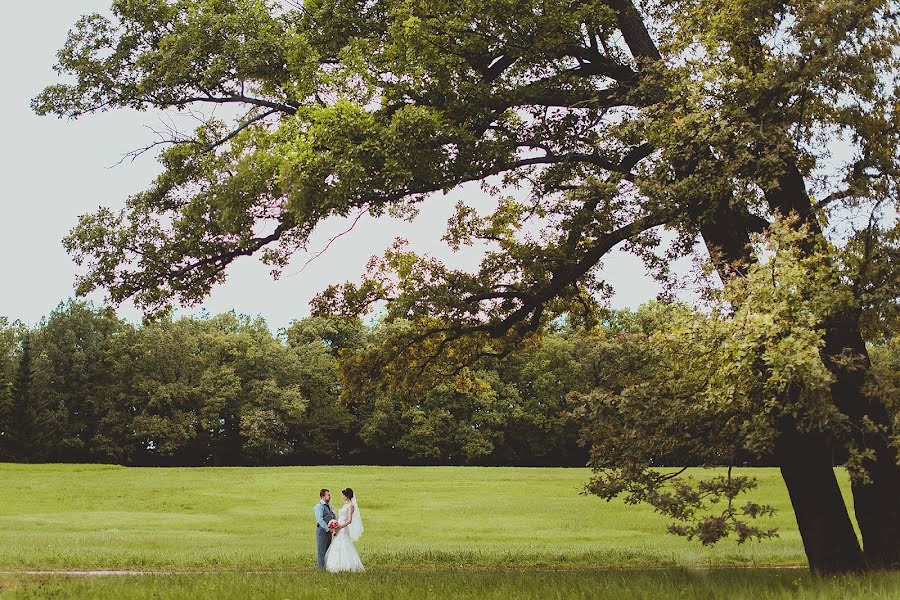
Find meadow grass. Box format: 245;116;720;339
2;569;900;600
0;464;856;570
3;464;890;598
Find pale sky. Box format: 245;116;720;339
1;1;664;331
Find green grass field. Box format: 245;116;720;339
3;464;895;599
3;570;900;600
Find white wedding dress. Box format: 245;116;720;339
324;503;365;572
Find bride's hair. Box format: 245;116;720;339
341;487;354;500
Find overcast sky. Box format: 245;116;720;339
2;1;665;331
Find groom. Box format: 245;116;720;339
313;488;336;570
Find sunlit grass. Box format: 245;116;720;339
2;569;899;600
0;464;856;570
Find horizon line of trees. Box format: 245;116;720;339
2;299;587;467
2;300;897;469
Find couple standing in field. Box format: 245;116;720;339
314;487;365;572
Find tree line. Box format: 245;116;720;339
0;300;586;467
3;299;896;470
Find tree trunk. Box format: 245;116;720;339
765;164;900;569
822;311;900;568
777;417;865;573
699;201;866;574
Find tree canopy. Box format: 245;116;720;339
0;302;592;467
38;1;895;332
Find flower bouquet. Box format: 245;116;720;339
327;519;339;531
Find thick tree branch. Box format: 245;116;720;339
511;152;622;172
483;54;518;82
561;44;640;82
607;0;663;62
505;83;631;110
488;208;674;338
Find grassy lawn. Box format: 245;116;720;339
4;464;886;598
3;570;900;600
0;464;856;570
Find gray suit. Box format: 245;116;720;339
314;500;336;570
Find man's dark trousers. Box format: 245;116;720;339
316;526;332;570
315;502;336;570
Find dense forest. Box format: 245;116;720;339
0;300;586;466
1;300;897;468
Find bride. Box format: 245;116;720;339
324;487;365;572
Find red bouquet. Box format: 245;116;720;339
327;519;339;530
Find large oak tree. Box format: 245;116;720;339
36;0;899;572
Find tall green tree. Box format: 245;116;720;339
3;335;58;462
37;0;899;571
30;301;127;462
578;223;900;569
122;314;239;465
0;318;23;458
496;330;588;465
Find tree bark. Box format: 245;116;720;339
698;197;866;574
777;417;866;573
822;310;900;568
765;164;900;569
